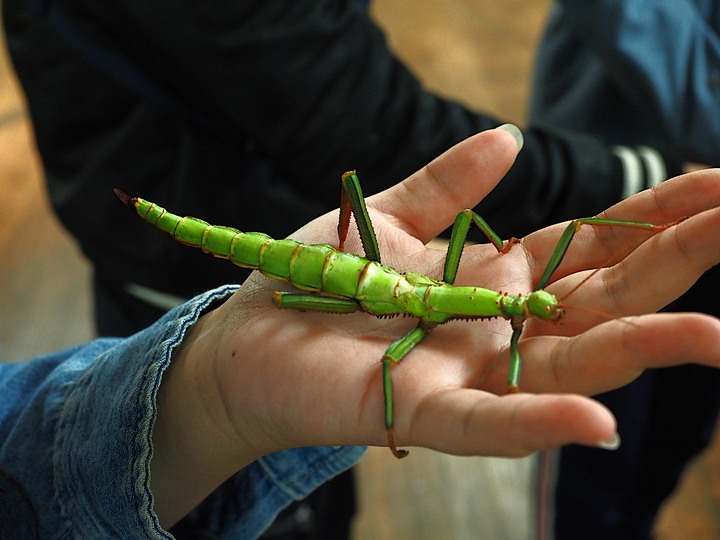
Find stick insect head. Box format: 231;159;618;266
526;289;563;321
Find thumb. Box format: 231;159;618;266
369;124;523;243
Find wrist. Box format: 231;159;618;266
150;304;257;528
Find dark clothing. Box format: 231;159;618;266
3;0;670;336
531;0;720;167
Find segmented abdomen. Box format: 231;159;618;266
131;196;392;297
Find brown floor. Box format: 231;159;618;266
0;30;93;362
1;1;719;538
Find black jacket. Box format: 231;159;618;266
3;0;675;299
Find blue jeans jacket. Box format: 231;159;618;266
0;285;366;538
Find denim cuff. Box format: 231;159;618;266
0;285;365;538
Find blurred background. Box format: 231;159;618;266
1;0;719;537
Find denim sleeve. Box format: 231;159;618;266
0;285;365;539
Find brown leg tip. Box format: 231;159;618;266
500;237;521;254
388;429;409;459
391;446;409;459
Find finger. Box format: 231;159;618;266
520;313;720;396
405;390;617;457
369;125;523;244
523;168;720;282
589;169;720;269
607;168;720;221
547;205;720;322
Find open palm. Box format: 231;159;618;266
200;128;720;461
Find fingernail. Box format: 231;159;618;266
497;123;524;151
597;433;621;451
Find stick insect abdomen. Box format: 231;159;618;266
119;189;399;301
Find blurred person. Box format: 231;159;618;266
2;0;679;335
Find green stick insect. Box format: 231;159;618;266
115;172;682;458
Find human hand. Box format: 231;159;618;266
152;127;720;525
215;132;720;458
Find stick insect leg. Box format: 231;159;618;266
273;292;363;313
535;216;686;291
507;323;524;393
382;322;434;458
444;209;519;284
338;171;381;262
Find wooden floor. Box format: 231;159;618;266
1;1;719;538
0;29;93;361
